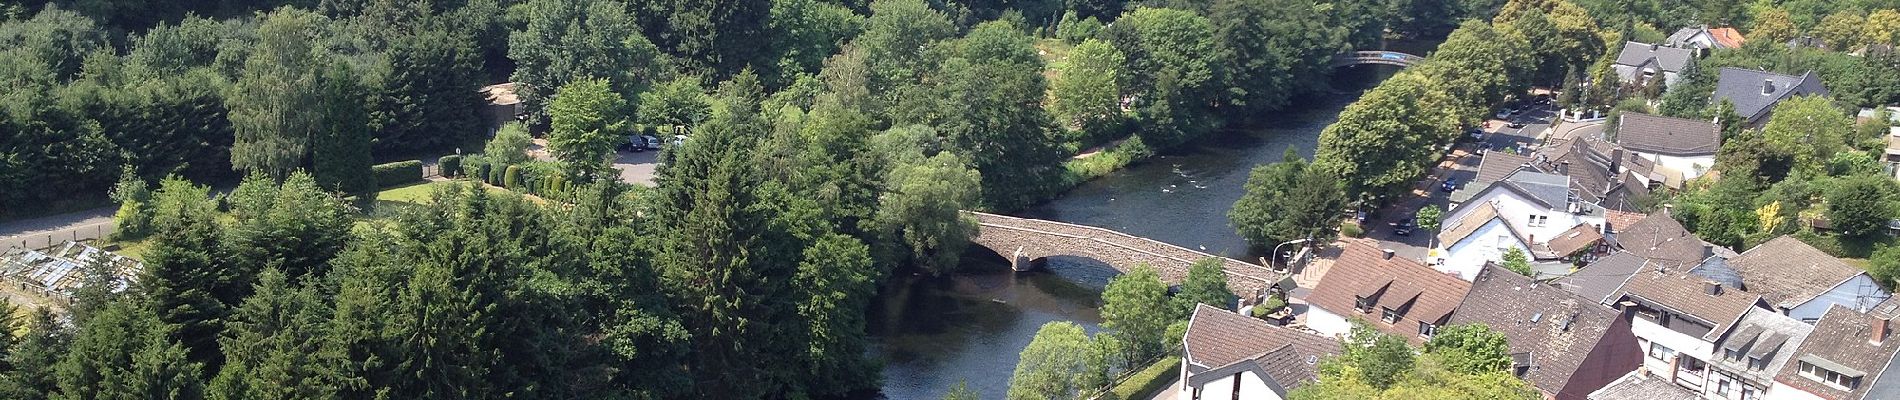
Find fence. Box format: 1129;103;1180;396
1;222;115;252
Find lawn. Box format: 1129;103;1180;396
376;181;454;204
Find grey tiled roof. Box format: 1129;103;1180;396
1589;370;1703;400
1558;251;1651;305
1615;112;1720;157
1182;304;1340;391
1772;306;1900;399
1614;42;1694;73
1711;308;1813;387
1614;269;1764;341
1714;68;1830;124
1725;236;1869;309
1452;263;1637;398
1501;169;1573;210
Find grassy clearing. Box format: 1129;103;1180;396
1108;355;1180;400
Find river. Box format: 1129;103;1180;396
869;64;1403;400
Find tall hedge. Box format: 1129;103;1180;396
438;155;462;177
372;160;425;188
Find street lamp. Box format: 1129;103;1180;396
1272;238;1313;270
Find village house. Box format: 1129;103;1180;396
1706;237;1891;323
1712;68;1829;127
1450;263;1644;400
1612;42;1696;90
1614;112;1722;180
1666;26;1746;50
1178;304;1341;400
0;241;141;301
1590;368;1704;399
1433;168;1610;278
1765;304;1900;399
1607;269;1768;393
1305;240;1470;342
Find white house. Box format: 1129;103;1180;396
1609;270;1767;393
1716;236;1892;323
1765;304;1900;400
1612;41;1696;90
1665;26;1745;50
1306;240;1471;342
1432;202;1531;280
1180;304;1341;400
1614;112;1721;180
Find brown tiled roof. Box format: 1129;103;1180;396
1615;113;1721;157
1452;263;1637;398
1182;304;1341;389
1589;370;1703;400
1477;152;1534;185
1772;306;1900;399
1548;223;1605;257
1613;213;1709;267
1613;270;1763;340
1310;240;1472;343
1604;210;1647;234
1438;202;1514;248
1726;236;1868;309
1710;27;1746;48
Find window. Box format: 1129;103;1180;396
1715;378;1730;396
1528;215;1549;227
1648;342;1676;361
1742;386;1759;400
1419;322;1438;338
1513;364;1531;377
1354;296;1372;312
1747;356;1766;371
1724;348;1743;361
1800;361;1860;389
1381;308;1400;323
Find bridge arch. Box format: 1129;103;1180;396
1329;50;1425;68
964;212;1288;295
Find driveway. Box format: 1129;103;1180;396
611;150;660;186
0;208;115;251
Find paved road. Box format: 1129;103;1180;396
612;150;659;186
1359;101;1564;262
0;208;116;251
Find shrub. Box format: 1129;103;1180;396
439;155;463;178
1341;222;1365;238
371;160;425;188
503;165;522;189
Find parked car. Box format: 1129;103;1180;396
1507;121;1526;129
1394;217;1415;236
621;135;645;152
1466;127;1485;140
642;135;662;150
1441;178;1458;192
1494;109;1513;119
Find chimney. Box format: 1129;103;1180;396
1558;160;1571;176
1610;148;1624;174
1650;42;1659;51
1663;204;1674;216
1704;281;1722;296
1382;249;1395;260
1763;79;1776;95
1876;317;1892;345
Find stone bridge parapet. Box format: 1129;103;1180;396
965;211;1287;295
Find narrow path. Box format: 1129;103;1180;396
0;208;116;251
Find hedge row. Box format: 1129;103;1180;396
438;155;463;178
373;160;425;188
461;155;574;201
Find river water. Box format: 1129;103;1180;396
869;65;1401;400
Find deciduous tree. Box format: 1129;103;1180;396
546;78;629;179
1007;322;1107;400
1102;265;1172;367
1175;258;1236;315
1231;148;1347;249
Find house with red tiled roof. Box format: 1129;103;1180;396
1608;269;1769;394
1178;304;1341;400
1452;263;1644;400
1306;240;1471;343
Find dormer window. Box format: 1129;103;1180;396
1354;296;1373;312
1799;360;1862;390
1381;307;1400;323
1747;356;1766;371
1419;322;1437;338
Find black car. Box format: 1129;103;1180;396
1394;217;1415;236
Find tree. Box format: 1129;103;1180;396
1007;322;1107;400
1231;148;1347;249
1050;39;1124;133
875;152;982;274
224;172;356;283
1867;9;1900;47
1556;66;1582;109
1175;258;1236;316
140;177;233;367
1340;325;1415;390
1105;7;1220;149
366;26;486;154
1871;244;1900;289
789;233;881;397
1817;12;1866;51
227;7;326;177
1315;73;1461;199
484;122;534;165
507;0;659;123
1828;175;1898;238
637;77;712;130
1750;8;1797;45
1760;96;1852;173
55;299;204;400
900;21;1065;209
0;308;64;399
762;0;864;86
1418;205;1443;247
1208;0;1348;120
1422;324;1511;375
1501;247;1533;276
311;62;375;198
546;78;628;179
1101;265;1172;367
207;268;343;399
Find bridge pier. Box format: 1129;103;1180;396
1011;246;1033;272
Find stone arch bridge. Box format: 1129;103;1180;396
1329;50;1425;68
965;211;1288;295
